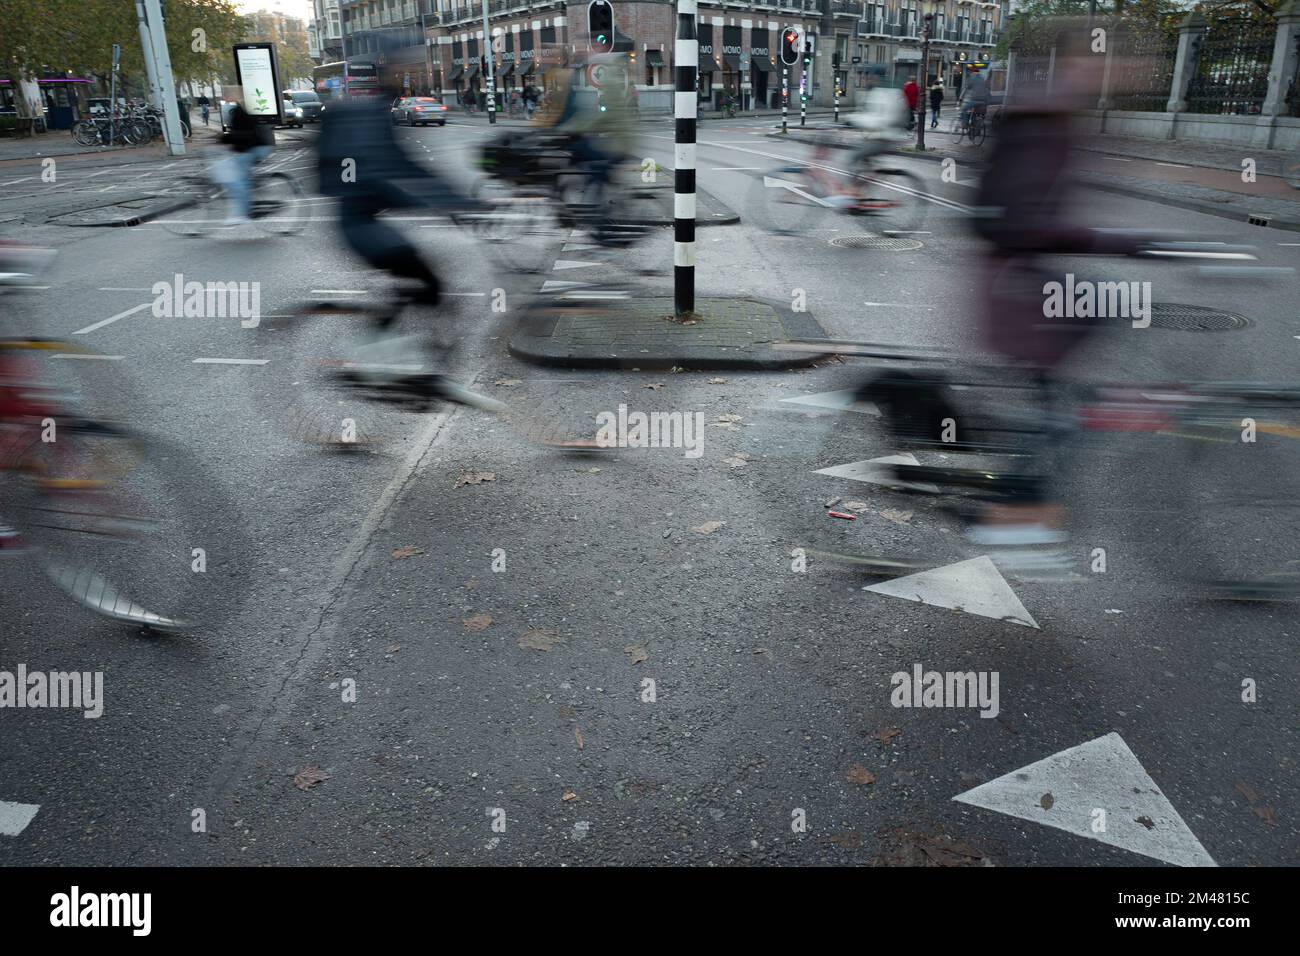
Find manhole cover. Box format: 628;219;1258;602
829;236;924;250
1146;303;1250;331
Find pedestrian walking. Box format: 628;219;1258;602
197;93;211;126
929;81;943;129
902;75;920;131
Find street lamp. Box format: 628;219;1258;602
915;2;937;150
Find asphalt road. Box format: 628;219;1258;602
0;117;1296;866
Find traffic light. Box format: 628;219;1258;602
588;0;614;55
804;34;816;57
780;28;801;66
832;51;840;69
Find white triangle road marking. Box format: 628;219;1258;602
953;732;1217;867
779;390;880;415
540;280;590;292
553;260;602;271
0;801;40;837
863;555;1039;628
816;453;939;493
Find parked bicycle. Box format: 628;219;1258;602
70;112;149;147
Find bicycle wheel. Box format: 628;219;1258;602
155;175;223;237
745;164;832;236
251;171;308;236
969;114;987;147
71;121;101;147
857;166;926;235
466;178;556;274
1;349;250;632
121;119;149;146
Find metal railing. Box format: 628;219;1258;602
1185;14;1276;116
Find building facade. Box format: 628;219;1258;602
312;0;346;64
338;1;1000;108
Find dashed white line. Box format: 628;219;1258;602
74;302;150;335
52;353;125;361
192;358;269;365
1155;162;1190;168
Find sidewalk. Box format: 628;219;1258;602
770;123;1300;232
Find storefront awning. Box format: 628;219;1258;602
723;54;741;71
447;66;463;82
520;60;536;75
646;50;664;67
464;66;480;83
498;63;515;78
750;58;773;72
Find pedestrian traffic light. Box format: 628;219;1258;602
832;51;840;69
780;28;801;66
588;1;614;55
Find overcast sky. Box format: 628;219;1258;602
237;0;315;24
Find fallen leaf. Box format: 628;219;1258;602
1234;781;1261;804
493;378;522;387
846;764;876;785
386;644;401;653
843;501;871;512
872;728;902;743
708;377;728;384
293;766;329;791
722;454;751;468
879;508;914;525
562;790;579;802
574;727;584;750
455;472;497;487
692;520;725;535
643;383;664;391
518;628;564;651
464;579;479;590
624;644;649;664
391;545;424;559
874;826;988;867
1135;815;1155;830
463;613;492;632
1252;805;1277;825
1040;792;1055;810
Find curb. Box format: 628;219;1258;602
509;294;831;371
1078;179;1300;234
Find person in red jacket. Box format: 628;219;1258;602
902;75;919;130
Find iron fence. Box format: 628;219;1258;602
1107;20;1179;112
1185;14;1276;115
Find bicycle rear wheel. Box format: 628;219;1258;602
969;114;987;146
156;175;223;236
466;178;556;274
746;165;832;236
71;121;101;147
252;171;308;236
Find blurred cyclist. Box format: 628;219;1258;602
215;96;274;226
832;68;910;210
315;45;472;392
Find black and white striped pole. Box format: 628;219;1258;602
800;36;810;128
781;64;788;133
674;0;697;316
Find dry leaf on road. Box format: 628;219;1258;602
872;728;902;743
574;727;584;750
722;454;751;468
293;766;329;791
518;629;564;651
846;764;876;785
391;546;424;559
692;521;725;535
455;472;497;488
463;613;492;632
1040;792;1055;810
624;644;649;664
708;378;728;384
493;378;522;387
879;508;914;525
562;790;579;802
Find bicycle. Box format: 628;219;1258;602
745;241;1300;600
746;134;926;236
70;113;150;147
952;104;987;146
0;246;246;631
156;161;309;237
720;96;738;119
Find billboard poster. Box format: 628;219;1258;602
233;43;283;124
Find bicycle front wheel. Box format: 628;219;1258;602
71;121;101;147
155;175;223;237
969;115;987;147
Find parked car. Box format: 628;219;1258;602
282;90;323;123
278;101;304;128
390;96;448;127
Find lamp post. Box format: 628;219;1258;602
915;7;934;150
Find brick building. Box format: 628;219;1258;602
340;1;1001;110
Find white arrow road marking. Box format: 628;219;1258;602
762;174;832;207
553;260;602;271
815;452;940;493
863;555;1039;628
74;302;150;335
953;732;1217;867
540;280;590;292
0;801;40;836
779;390;880;414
